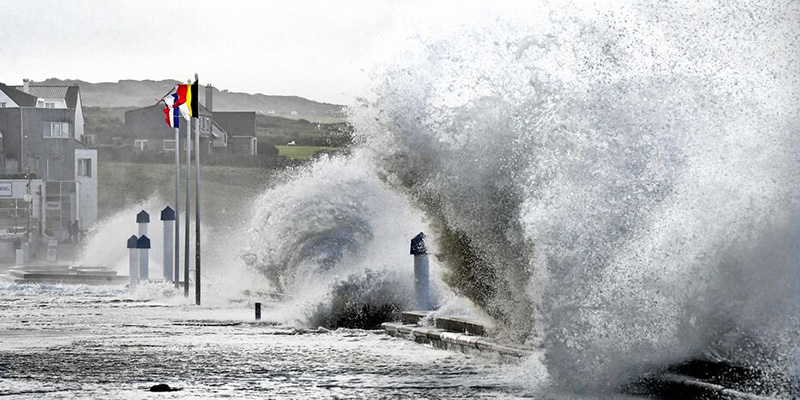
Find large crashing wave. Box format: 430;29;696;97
351;0;800;390
244;0;800;392
243;154;428;325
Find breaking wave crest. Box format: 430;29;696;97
242;0;800;392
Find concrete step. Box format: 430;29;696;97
382;321;528;359
401;311;488;336
11;264;71;272
1;273;128;285
1;264;127;286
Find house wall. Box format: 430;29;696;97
20;107;77;181
124;105;191;142
74;148;97;227
0;178;44;231
0;107;85;181
230;136;258;156
0;108;23;173
124;105;217;154
213;112;255;137
36;98;67;109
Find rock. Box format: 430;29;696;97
149;383;177;392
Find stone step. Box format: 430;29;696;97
401;311;487;336
382;322;528;358
0;265;128;286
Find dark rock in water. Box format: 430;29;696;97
149;383;179;392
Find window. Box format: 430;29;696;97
0;102;6;108
161;140;189;151
28;157;39;173
45;102;55;108
78;158;92;177
134;140;149;151
43;122;70;138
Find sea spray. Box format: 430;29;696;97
242;153;444;325
76;196;269;306
78;197;167;274
344;0;800;392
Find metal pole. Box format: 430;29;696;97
24;167;32;262
174;127;181;289
195;113;202;305
184;118;191;298
25;167;31;244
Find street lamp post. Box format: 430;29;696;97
23;166;33;262
24;166;32;243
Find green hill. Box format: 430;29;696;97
37;78;345;123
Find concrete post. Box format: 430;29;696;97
137;210;150;236
161;206;175;282
127;235;139;289
255;302;262;320
137;235;151;282
410;232;431;311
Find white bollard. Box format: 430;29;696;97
161;206;175;282
137;210;149;237
127;235;139;289
410;232;431;311
138;235;150;282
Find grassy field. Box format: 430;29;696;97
98;162;275;226
275;145;337;160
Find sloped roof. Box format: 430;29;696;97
11;85;80;109
209;119;228;138
13;85;69;99
126;103;224;139
0;83;37;106
213;111;256;137
65;86;80;109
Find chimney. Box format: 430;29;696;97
22;79;29;93
205;84;213;112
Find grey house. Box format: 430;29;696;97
122;84;257;156
0;80;98;242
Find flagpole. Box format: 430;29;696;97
194;74;202;306
173;127;181;289
184;102;192;298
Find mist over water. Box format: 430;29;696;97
81;0;800;394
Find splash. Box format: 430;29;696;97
239;0;800;393
242;154;442;326
347;0;799;392
78;197;167;274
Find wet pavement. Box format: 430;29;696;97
0;283;533;399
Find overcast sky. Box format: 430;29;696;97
0;0;527;105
